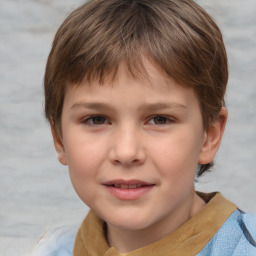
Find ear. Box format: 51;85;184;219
198;107;228;164
50;123;68;166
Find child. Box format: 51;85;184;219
34;0;256;255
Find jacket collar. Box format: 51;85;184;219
73;192;237;256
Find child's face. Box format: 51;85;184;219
53;60;218;235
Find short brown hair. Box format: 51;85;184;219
44;0;228;176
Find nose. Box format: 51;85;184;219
109;125;146;167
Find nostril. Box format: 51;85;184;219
109;144;146;166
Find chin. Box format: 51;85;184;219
104;211;154;231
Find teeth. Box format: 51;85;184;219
128;184;137;189
113;184;143;189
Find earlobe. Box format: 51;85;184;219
50;123;68;166
198;107;228;164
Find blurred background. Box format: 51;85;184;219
0;0;255;255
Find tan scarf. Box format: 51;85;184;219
73;192;236;256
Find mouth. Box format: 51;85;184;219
106;184;150;189
103;180;154;200
104;180;154;189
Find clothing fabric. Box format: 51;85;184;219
32;193;256;256
31;226;76;256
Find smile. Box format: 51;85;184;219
104;180;154;200
109;184;145;189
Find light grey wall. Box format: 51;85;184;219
0;1;255;255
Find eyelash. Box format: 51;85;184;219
82;115;109;125
147;115;175;125
82;115;175;126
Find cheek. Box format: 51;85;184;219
150;132;200;178
63;136;107;197
64;132;107;170
66;147;101;206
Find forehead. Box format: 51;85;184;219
70;58;189;93
64;60;200;112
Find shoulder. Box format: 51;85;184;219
239;211;256;247
198;210;256;256
31;226;77;256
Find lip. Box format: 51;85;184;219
103;179;155;200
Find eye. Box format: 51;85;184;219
148;116;173;125
83;116;108;125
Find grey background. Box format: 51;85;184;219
0;0;255;255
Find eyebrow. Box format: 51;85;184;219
70;102;115;111
139;102;188;112
70;102;187;112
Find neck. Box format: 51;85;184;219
106;192;205;253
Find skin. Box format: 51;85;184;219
52;60;227;253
